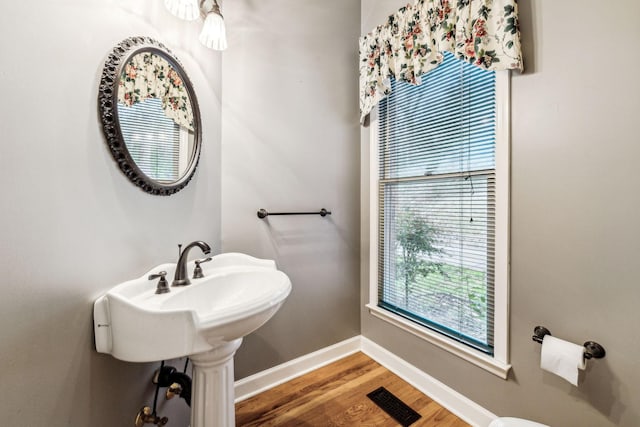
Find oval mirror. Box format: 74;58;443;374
98;37;202;195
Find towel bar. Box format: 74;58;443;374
257;208;331;219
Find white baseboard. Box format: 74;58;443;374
234;336;361;402
234;335;496;427
360;337;497;427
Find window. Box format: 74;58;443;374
118;97;189;182
368;52;510;377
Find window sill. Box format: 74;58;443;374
366;304;511;379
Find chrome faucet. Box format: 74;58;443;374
172;241;212;286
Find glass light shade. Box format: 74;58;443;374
199;12;227;50
164;0;200;21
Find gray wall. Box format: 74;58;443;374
360;1;640;426
0;1;221;425
221;0;362;379
3;0;638;426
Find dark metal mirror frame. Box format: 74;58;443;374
98;36;202;196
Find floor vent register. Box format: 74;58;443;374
367;386;422;426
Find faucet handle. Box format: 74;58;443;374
193;257;212;279
149;271;170;294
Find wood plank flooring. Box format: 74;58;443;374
235;352;470;426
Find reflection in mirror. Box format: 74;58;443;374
118;98;192;182
98;37;202;195
116;50;195;183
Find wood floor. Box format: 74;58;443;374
235;352;470;426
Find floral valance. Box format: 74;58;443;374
118;52;194;131
359;0;524;124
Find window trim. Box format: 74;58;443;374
366;70;511;379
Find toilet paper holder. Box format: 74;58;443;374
532;326;606;359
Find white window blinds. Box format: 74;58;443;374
117;97;181;183
377;52;496;354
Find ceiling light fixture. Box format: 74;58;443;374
164;0;227;51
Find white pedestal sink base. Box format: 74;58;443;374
92;253;291;426
190;339;243;427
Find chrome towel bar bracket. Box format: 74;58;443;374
257;208;331;219
532;326;606;359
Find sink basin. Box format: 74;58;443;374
94;253;292;363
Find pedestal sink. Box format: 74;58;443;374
93;253;291;427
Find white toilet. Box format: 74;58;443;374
489;417;549;427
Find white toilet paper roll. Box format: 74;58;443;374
540;335;586;386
